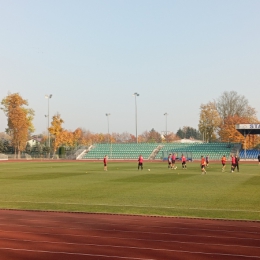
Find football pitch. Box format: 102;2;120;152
0;161;259;221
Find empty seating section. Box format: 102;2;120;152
82;143;158;159
158;143;234;160
82;143;237;160
239;150;260;159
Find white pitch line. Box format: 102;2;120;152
1;201;260;213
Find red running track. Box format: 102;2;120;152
0;210;260;260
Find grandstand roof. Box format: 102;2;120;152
235;124;260;135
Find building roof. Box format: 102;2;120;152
235;124;260;135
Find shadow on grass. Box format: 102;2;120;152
113;173;195;183
243;176;260;185
1;172;87;181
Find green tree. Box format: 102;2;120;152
176;127;202;140
0;140;4;153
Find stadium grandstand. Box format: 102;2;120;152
80;142;242;161
80;124;260;161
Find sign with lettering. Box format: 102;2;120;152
236;124;260;129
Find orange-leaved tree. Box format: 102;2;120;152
218;115;260;149
1;93;34;158
48;113;64;156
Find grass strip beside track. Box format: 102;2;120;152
0;161;259;220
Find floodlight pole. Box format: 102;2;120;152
45;94;52;157
244;131;247;160
164;113;168;142
133;93;139;143
106;113;112;157
105;113;110;143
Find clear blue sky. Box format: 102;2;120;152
1;0;260;136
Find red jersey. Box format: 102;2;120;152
103;157;107;164
221;156;226;164
181;156;186;162
231;156;236;164
138;156;143;163
201;158;206;166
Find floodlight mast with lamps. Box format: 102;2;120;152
133;93;140;143
45;94;52;156
164;113;168;142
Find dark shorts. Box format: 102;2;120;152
168;161;171;165
104;163;107;166
232;163;236;167
138;162;143;166
222;163;225;166
201;165;205;169
182;161;186;165
172;160;175;163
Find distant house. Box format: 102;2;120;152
27;135;42;147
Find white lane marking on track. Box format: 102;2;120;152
0;247;155;259
0;246;260;259
1;209;260;230
1;236;260;250
1;201;260;213
1;217;260;232
0;222;259;237
1;228;260;245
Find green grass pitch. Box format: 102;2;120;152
0;161;259;220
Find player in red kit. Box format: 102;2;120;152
231;155;236;172
103;155;108;171
138;155;144;170
171;153;177;170
181;154;187;169
201;156;207;174
221;155;227;172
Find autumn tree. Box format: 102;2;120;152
218;115;260;149
70;128;83;147
111;132;137;143
139;129;162;143
1;93;34;158
48;114;64;156
216;91;256;120
198;102;221;142
79;130;95;145
215;91;259;145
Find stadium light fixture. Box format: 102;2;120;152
133;93;140;143
45;94;52;157
164;113;168;142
